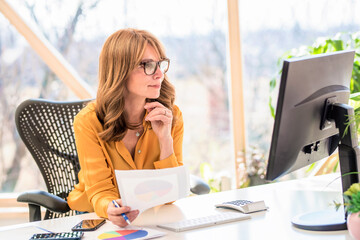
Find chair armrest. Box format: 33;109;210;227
190;174;210;195
17;190;70;213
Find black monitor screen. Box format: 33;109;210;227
264;50;360;231
266;50;355;181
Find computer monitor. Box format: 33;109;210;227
265;50;360;231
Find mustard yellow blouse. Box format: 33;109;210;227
67;102;183;218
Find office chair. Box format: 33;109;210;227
15;98;210;222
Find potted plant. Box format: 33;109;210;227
333;177;360;239
343;182;360;239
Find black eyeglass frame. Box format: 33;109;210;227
139;58;170;75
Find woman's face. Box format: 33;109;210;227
126;45;164;101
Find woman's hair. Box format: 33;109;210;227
95;28;176;142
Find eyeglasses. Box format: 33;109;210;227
139;58;170;75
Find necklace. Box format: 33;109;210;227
135;126;144;137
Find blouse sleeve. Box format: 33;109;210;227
73;114;119;218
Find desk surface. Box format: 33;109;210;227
0;173;352;240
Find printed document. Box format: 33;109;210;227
115;166;190;213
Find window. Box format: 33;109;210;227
239;0;360;181
2;0;358;193
0;0;231;192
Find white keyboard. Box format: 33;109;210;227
157;212;251;232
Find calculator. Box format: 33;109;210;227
29;231;84;240
215;200;268;214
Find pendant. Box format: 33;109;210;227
135;132;140;137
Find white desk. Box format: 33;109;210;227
0;173;352;240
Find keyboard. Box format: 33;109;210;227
157;212;251;232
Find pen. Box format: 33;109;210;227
112;200;131;225
35;226;54;233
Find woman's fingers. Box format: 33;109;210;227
107;199;139;227
109;209;139;227
144;102;172;123
144;102;171;115
109;205;131;216
144;101;173;143
146;111;172;123
144;101;164;111
127;210;140;222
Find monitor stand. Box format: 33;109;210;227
292;209;347;231
292;102;360;231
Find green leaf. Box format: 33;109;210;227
269;77;277;91
345;183;360;196
328;39;344;51
332;160;339;172
347;192;360;213
333;200;342;211
350;92;360;101
269;97;275;118
306;163;316;173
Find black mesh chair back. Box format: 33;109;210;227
15;99;91;220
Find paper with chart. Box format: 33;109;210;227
115;166;190;213
98;226;165;240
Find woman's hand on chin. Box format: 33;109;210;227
144;101;173;142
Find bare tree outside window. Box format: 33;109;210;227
0;0;100;192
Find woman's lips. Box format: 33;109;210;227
148;84;161;89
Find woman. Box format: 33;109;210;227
67;28;184;227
